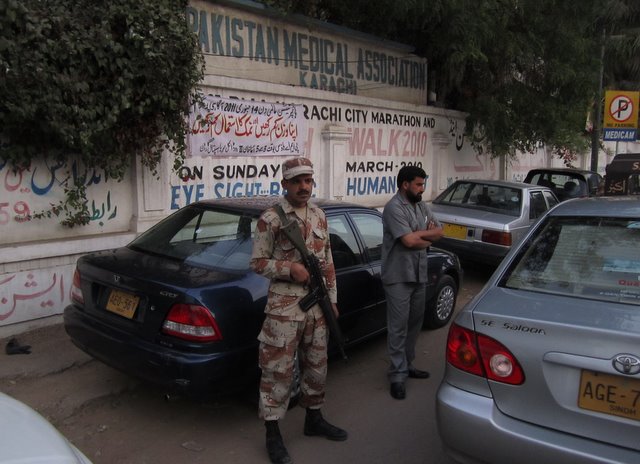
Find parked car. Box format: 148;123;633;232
429;179;559;266
0;391;92;464
603;153;640;196
436;196;640;464
64;197;462;396
524;167;602;201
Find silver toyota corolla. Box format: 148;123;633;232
436;196;640;464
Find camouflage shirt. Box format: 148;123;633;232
250;198;337;318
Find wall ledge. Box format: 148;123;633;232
1;232;136;265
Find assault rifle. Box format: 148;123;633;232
275;205;348;360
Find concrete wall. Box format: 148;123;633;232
1;0;636;337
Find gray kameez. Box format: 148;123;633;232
381;192;440;383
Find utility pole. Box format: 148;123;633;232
591;28;606;173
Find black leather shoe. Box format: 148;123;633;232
390;382;406;400
408;368;430;379
304;409;348;441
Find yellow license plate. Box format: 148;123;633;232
106;289;139;319
578;370;640;421
443;223;468;240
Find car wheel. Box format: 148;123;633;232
423;275;457;329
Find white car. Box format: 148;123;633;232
0;391;92;464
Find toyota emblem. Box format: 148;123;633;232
612;354;640;375
113;275;121;283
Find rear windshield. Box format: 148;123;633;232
503;217;640;305
434;182;522;216
525;171;597;199
129;207;256;271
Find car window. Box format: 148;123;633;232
529;191;548;220
503;217;640;306
548;173;572;186
327;215;363;269
437;182;474;203
543;174;586;199
525;172;548;186
543;191;559;208
130;207;255;271
435;182;522;216
350;213;383;262
525;173;540;184
173;211;252;243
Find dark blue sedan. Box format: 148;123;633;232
64;197;462;396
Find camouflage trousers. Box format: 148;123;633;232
257;305;328;421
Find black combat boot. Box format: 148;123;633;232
265;420;292;464
303;408;348;441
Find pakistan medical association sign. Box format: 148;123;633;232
603;90;639;142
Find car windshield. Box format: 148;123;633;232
129;207;256;271
503;216;640;306
434;182;522;216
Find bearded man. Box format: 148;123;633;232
381;165;444;400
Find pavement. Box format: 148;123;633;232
0;321;91;381
0;321;139;420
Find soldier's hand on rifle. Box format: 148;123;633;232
331;303;339;318
290;262;310;284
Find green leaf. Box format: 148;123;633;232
1;0;204;227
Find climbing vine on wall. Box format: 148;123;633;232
0;0;204;227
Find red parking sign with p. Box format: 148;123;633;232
609;95;634;123
604;90;639;141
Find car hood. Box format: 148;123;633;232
0;392;92;463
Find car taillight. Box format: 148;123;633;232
70;269;84;305
481;230;512;246
162;304;223;342
446;323;524;385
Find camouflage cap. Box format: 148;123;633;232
282;157;314;180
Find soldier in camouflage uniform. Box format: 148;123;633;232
250;157;348;464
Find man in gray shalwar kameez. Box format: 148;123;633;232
381;165;444;400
